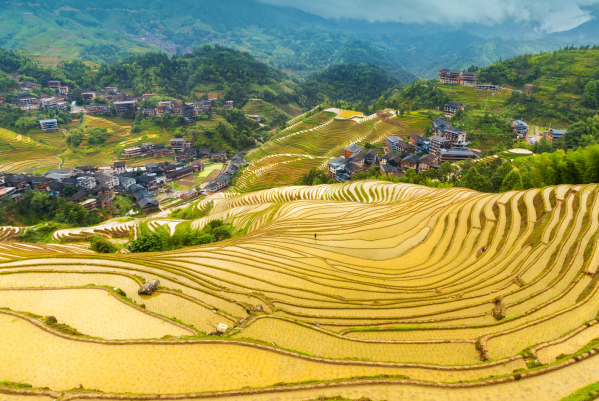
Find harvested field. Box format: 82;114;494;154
2;182;599;399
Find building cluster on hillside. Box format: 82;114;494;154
205;152;246;195
327;117;483;182
438;69;498;91
0;160;206;213
0;140;246;211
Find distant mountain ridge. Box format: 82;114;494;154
0;0;591;81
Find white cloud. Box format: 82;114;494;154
258;0;599;33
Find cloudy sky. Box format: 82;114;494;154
258;0;598;33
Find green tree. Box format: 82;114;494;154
500;170;524;192
583;80;598;108
90;236;116;253
63;185;76;197
128;233;165;253
461;168;493;192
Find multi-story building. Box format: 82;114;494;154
170;138;191;150
444;101;465;117
85;104;110;115
475;84;499;91
95;174;119;189
123;147;142;158
225;100;234;108
343;144;363;159
82;91;96;100
547;129;567;142
439;69;479;86
39;119;58;132
113;161;127;174
512;120;530;139
113;101;136;117
105;87;118;93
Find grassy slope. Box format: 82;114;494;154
0;6;157;61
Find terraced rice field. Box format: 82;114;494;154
1;182;599;400
240;110;402;190
0;128;59;172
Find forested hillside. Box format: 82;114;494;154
301;63;401;105
0;0;579;81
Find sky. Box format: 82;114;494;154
257;0;599;33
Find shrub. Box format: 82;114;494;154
90;236;117;253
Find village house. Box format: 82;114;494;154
182;106;198;122
380;163;401;177
48;80;61;88
409;134;429;153
113;101;136;117
150;148;170;158
4;175;28;189
174;153;190;163
46;181;65;194
380;152;402;168
512;120;530;138
348;150;366;169
197;148;211;157
45;168;75;181
95;174;119;189
81;91;96;100
96;193;112;208
113;161;127;174
105;87;118;93
73;175;96;190
401;154;421;172
123;147;142;158
199;99;211;111
439;69;479;86
143;94;156;100
444;102;465;117
385;136;404;152
118;176;137;190
191;160;205;172
417;154;439;173
40;97;67;111
524;84;533;96
225;100;234;108
205;174;231;194
39;119;59;132
85;104;110;115
143;108;157;117
438;148;480;163
429;135;453;155
166;166;194;182
80;198;98;211
547;129;567;142
15;93;37;106
230;153;247;167
142;142;155;150
247;115;261;122
74;166;96;174
20;81;37;91
67;190;92;204
170;138;191;150
137;196;160;212
27;176;52;191
211;152;227;162
475;84;499;91
137;175;161;192
179;189;199;200
343;144;363;159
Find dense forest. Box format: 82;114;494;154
301;63;401;104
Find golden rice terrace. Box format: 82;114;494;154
1;182;599;400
